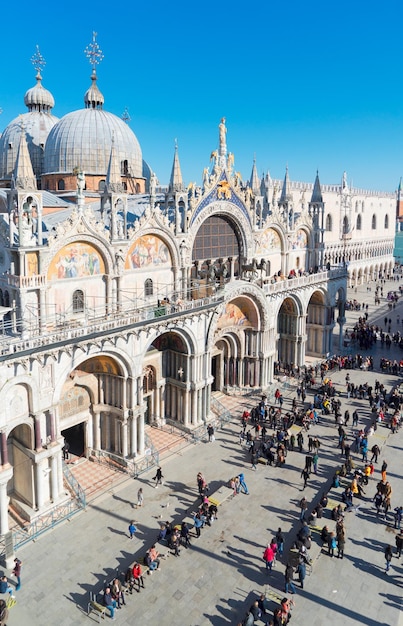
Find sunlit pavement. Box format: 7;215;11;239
6;276;403;625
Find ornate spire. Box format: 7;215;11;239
169;140;185;192
279;166;292;203
13;119;37;190
121;107;131;124
31;45;46;79
84;32;104;109
250;157;260;194
311;170;323;203
106;134;124;193
24;45;55;112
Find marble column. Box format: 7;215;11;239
50;454;58;502
93;412;101;450
122;416;128;458
0;468;12;534
1;431;9;466
130;415;138;457
35;461;44;510
138;414;145;455
34;414;42;451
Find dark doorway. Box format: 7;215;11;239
61;422;85;458
144;396;152;425
211;355;218;391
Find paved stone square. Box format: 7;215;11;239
3;276;403;625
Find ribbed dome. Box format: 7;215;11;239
0;111;59;181
43;108;143;177
24;73;55;112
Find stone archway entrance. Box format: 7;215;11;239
212;296;263;392
277;297;300;367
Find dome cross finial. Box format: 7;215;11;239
31;45;46;79
84;31;104;75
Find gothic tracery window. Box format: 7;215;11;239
145;278;153;296
72;289;84;313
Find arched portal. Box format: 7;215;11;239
212;296;263;392
62;355;126;458
149;331;191;425
306;291;332;357
277;297;301;367
7;422;35;508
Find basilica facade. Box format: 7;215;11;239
0;44;395;535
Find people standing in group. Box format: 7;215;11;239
284;562;296;594
296;559;306;588
299;497;308;521
153;466;163;488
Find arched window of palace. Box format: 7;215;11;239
72;289;84;313
343;216;349;234
325;214;332;231
372;214;377;229
145;278;153;296
57;179;65;191
98;180;106;192
384;214;389;229
356;214;362;230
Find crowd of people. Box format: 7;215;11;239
238;348;403;624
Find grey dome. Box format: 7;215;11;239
43;108;143;177
24;74;55;111
0;111;59;181
0;72;58;182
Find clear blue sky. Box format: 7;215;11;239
1;0;402;192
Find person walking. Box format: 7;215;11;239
251;450;258;471
153;466;163;488
301;467;310;490
128;520;137;539
12;558;22;591
238;473;249;495
263;543;275;572
275;528;285;558
395;531;403;558
381;460;388;482
137;487;144;507
371;444;380;463
207;424;215;442
384;544;393;573
313;452;319;474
